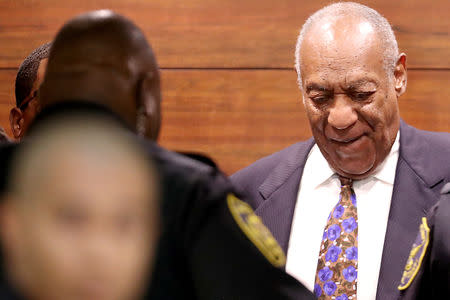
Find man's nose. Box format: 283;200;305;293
327;96;357;130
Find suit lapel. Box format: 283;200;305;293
376;121;444;299
255;139;315;254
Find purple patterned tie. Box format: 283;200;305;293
314;176;358;300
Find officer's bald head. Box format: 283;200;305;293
40;10;161;140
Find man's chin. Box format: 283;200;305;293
329;154;376;179
327;148;377;179
335;162;376;180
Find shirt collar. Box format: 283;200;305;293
309;130;400;188
306;144;336;189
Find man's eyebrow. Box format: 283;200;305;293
305;83;331;93
346;78;379;90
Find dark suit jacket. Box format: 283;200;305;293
230;120;450;300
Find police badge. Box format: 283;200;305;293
398;217;430;290
227;194;286;267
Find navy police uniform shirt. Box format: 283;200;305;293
398;182;450;299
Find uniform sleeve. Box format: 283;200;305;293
184;171;314;300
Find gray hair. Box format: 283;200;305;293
294;2;399;89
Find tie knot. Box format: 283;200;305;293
339;176;353;187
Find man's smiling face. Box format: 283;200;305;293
299;17;404;179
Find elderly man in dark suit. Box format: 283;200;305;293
231;2;450;300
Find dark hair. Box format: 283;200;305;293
15;42;52;107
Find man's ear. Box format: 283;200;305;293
9;107;24;139
394;53;407;97
136;71;161;141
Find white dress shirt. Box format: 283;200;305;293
286;132;400;300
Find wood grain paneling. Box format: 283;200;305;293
158;69;308;174
0;0;448;69
4;68;446;175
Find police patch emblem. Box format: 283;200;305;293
227;194;286;267
398;217;430;290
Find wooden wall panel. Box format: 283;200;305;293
158;69;308;174
0;0;448;68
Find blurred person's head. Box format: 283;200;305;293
294;2;407;180
10;43;52;140
39;10;161;140
0;109;160;300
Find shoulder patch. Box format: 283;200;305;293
398;217;430;290
227;194;286;267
